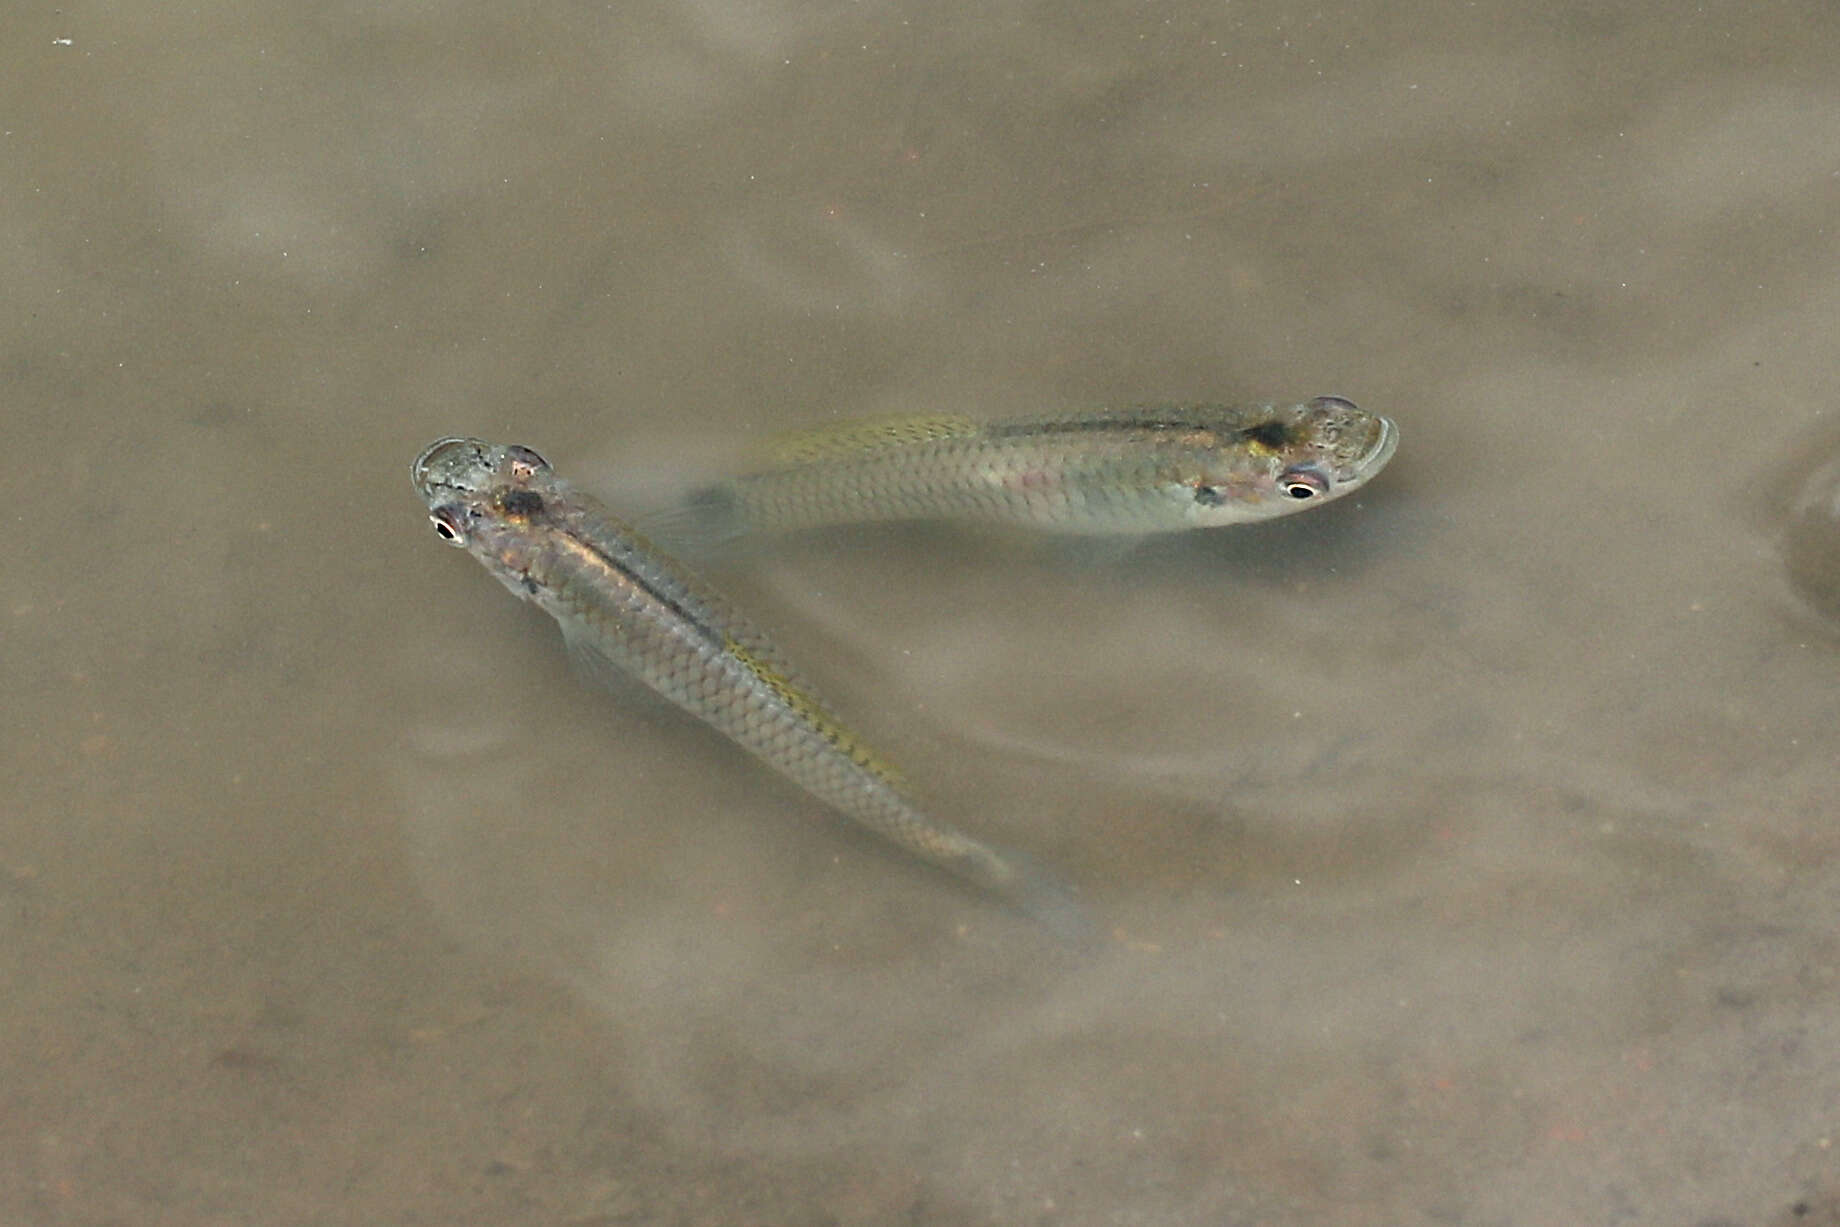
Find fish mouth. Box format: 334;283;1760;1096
1357;415;1400;476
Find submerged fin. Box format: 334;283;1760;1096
634;484;749;558
755;412;983;467
1045;532;1149;568
989;845;1094;946
558;621;679;718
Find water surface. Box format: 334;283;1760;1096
6;1;1839;1223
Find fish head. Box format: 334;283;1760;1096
412;436;558;597
412;437;551;503
1180;396;1398;526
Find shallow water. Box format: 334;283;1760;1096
7;1;1840;1223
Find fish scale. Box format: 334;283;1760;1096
692;397;1398;539
412;437;1075;929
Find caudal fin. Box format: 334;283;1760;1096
986;845;1095;947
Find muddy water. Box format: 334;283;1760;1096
6;1;1839;1223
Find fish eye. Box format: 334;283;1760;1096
1193;484;1224;507
1279;468;1330;499
428;506;469;545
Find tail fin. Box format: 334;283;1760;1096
986;845;1095;947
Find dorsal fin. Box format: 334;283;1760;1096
757;413;982;467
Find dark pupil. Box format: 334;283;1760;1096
1286;483;1315;499
432;518;458;540
1194;485;1223;506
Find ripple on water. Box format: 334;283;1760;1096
1784;450;1840;623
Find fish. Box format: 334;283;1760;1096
676;396;1397;541
411;437;1083;934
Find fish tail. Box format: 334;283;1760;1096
962;841;1093;945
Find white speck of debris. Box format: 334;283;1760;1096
53;37;74;46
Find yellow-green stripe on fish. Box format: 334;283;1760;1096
412;437;1081;933
689;397;1397;538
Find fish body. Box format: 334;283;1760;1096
689;396;1397;539
412;437;1075;925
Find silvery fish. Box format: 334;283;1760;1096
681;396;1397;540
412;437;1082;933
